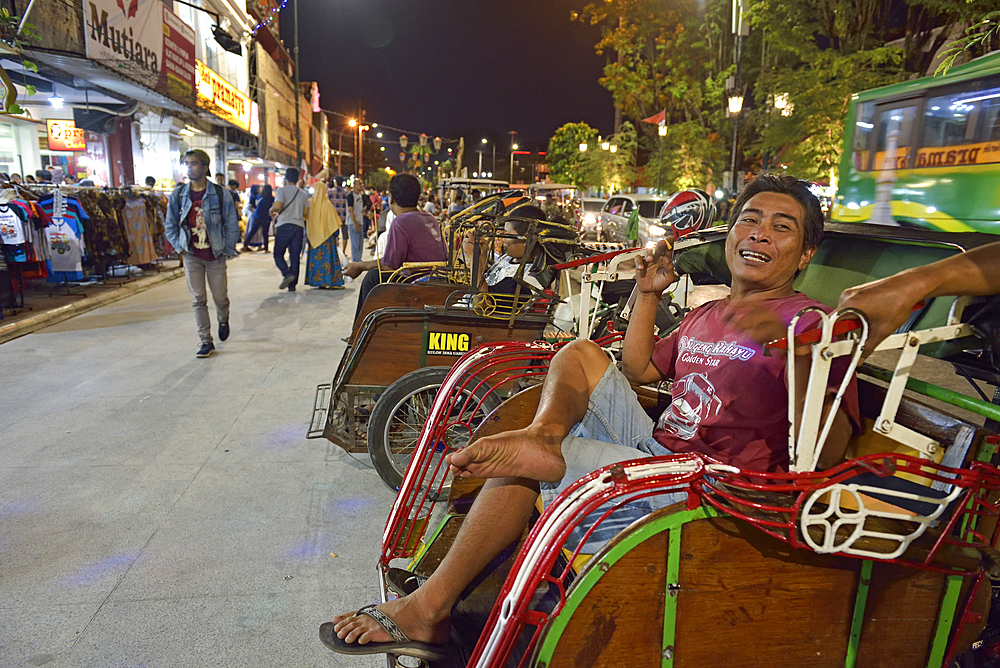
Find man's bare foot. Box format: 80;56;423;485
445;424;567;482
332;595;449;646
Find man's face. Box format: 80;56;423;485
353;182;363;193
183;157;209;183
724;191;816;293
215;174;225;185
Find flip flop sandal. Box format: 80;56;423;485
386;567;429;597
319;605;446;661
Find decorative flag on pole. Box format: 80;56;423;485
641;110;666;125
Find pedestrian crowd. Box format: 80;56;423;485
162;152;466;358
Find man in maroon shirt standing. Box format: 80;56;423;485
344;173;446;324
323;174;862;661
164;149;240;358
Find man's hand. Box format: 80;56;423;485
635;240;675;297
343;263;364;279
838;277;922;356
354;223;361;233
721;298;789;350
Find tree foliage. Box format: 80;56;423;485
547;122;600;188
573;0;999;189
574;0;731;193
582;121;638;195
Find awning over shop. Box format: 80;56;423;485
21;50;258;146
26;50;200;119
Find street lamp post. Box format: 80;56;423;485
656;122;667;194
728;91;743;192
508;130;517;181
510;143;518;184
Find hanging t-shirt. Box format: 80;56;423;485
649;293;861;472
45;216;84;277
0;203;27;245
186;188;216;261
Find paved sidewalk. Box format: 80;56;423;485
0;252;393;667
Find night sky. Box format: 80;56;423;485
282;0;615;149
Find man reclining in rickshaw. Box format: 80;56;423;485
323;174;863;660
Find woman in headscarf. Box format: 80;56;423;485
305;180;345;288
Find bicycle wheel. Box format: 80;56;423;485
367;366;500;491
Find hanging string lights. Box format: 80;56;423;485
249;0;291;37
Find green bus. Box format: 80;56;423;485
832;51;1000;233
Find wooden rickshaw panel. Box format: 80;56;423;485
351;282;459;341
347;313;548;388
348;314;428;387
674;514;859;667
855;563;947;668
546;530;670;668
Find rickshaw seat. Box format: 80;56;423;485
835;376;987;517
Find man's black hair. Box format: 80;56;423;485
36;169;52;182
506;204;546;235
144;176;156;187
228;179;240;188
389;173;421;207
285;167;299;183
729;173;824;250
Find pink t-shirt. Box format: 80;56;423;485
649;293;861;472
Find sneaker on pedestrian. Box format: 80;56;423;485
196;342;215;358
279;274;295;289
219;321;230;341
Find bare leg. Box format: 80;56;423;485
446;339;611;481
332;477;539;645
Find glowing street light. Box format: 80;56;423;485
348;119;357;128
728;93;744;115
579;143;588;152
601;141;610;151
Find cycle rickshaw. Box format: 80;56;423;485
356;222;1000;667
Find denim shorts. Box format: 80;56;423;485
539;362;686;553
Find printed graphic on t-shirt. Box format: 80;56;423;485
677;335;755;366
657;372;723;439
192;201;210;251
0;210;24;245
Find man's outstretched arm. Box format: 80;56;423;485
838;241;1000;354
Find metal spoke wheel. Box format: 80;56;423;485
367;367;500;491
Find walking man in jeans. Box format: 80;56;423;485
164;149;239;358
270;167;310;291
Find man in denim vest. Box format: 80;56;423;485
164;149;240;358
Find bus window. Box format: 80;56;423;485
852;101;876;171
916;82;1000;167
874;105;917;170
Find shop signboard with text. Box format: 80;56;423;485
47;120;86;151
83;0;196;105
195;60;254;133
255;43;297;164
